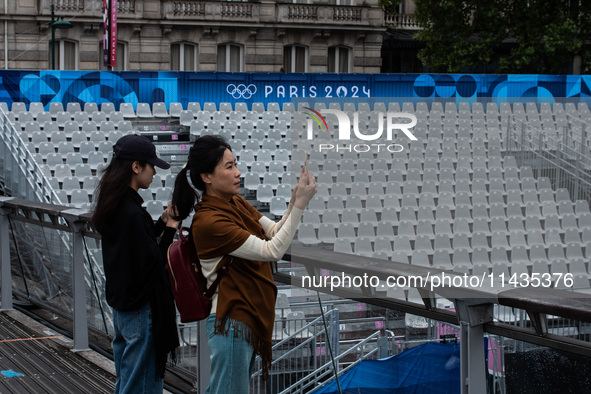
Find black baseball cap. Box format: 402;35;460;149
113;134;170;169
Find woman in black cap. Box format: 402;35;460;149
92;134;179;393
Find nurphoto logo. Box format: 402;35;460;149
302;108;418;153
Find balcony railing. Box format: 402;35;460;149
165;1;378;25
385;13;421;30
53;0;85;12
34;1;378;26
40;0;136;15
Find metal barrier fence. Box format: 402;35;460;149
506;113;591;205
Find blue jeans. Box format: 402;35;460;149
112;302;163;394
205;314;256;394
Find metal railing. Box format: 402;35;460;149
506;112;591;204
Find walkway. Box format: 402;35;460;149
0;310;116;393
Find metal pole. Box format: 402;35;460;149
63;210;90;352
0;198;12;311
51;3;55;70
196;319;210;393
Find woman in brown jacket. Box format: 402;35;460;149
171;135;316;394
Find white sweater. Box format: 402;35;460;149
200;203;304;313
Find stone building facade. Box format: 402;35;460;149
1;0;385;73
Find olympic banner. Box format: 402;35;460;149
102;0;109;67
110;0;117;68
103;0;117;68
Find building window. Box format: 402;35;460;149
328;46;350;73
49;40;77;70
217;43;243;72
99;42;127;70
171;42;198;71
283;45;308;73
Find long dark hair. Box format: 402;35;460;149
91;157;146;234
171;135;231;221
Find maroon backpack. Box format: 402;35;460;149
166;227;232;323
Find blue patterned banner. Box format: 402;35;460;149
3;71;591;110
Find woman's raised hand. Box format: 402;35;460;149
292;166;317;210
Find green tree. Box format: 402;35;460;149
409;0;588;74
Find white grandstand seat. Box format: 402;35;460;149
55;111;72;127
399;206;416;222
341;209;359;224
417;206;434;222
184;102;200;112
336;222;356;240
66;101;82;113
179;110;195;126
570;258;589;277
305;195;324;213
74;164;93;178
566;243;585;260
564;227;581;245
99;120;116;132
136;188;152;201
245;139;260;151
88;131;105;144
52;189;68;205
65;152;83;165
44;153;63;167
26;102;43;117
452;248;471;266
92;111;108;123
490;231;510;251
61;176;81;193
153;187;171;201
269;196;288;217
373;236;392;253
410;250;431;267
203;102;217;112
415;234;433;254
243;172;260;192
375;221;395;238
393;236;413;257
256;184;274;204
87;152;106;169
115;121;132;133
53;164;72;182
48;102;64;117
145;200;164;221
36;112;52;124
546;243;565;260
490;247;508;265
71;131;87;147
452;233;471;251
108;111;124;123
333;238;353;254
298;223;320;245
471;232;489;249
434;233;452;253
81;102;97;113
354;237;373;257
80;120;98;133
136;103;152;118
118;103;135;119
168;102;183;117
99;102;114;115
48;130;66;145
561;213;578;230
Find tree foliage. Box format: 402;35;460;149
411;0;590;74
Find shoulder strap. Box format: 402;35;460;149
204;256;234;299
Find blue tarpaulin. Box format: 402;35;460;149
312;342;461;394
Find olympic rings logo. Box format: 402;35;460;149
227;84;257;100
